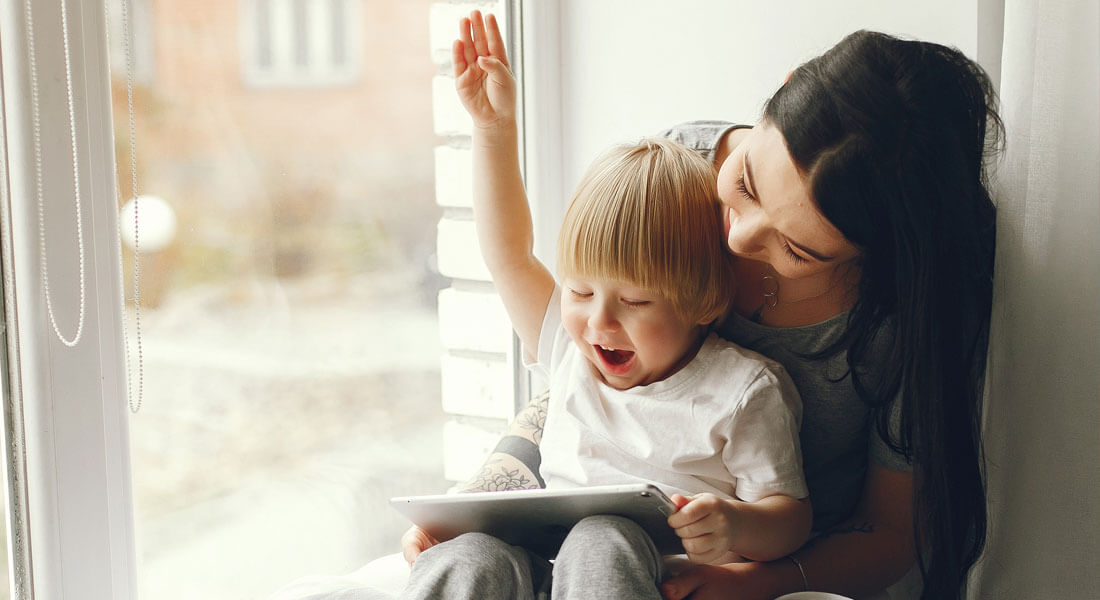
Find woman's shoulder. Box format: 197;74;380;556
656;120;750;163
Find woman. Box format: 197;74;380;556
405;27;1001;600
658;28;1000;600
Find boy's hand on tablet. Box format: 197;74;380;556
668;493;741;564
400;525;440;565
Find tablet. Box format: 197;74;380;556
390;483;684;558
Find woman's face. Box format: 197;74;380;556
716;122;860;280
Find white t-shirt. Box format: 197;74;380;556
531;287;808;503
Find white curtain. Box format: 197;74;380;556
973;0;1100;597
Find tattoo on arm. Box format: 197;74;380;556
514;391;549;444
460;456;539;492
457;391;551;493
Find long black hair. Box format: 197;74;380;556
763;31;1002;599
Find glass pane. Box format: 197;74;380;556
109;1;447;597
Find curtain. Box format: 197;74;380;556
972;0;1100;597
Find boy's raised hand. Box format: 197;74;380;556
453;11;515;129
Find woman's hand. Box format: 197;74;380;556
661;562;779;600
400;525;440;565
667;493;742;564
453;11;515;130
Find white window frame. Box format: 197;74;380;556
0;0;565;596
515;0;564;276
0;0;136;597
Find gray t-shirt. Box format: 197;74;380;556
662;120;911;531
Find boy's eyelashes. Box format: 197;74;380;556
565;288;653;307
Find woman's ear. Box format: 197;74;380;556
784;70;794;83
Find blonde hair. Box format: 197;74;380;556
557;137;734;324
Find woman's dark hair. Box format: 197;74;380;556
763;31;1002;599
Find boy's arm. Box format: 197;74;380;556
668;363;811;563
454;12;554;354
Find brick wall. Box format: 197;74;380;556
428;1;518;482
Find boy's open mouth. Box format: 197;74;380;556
596;345;634;367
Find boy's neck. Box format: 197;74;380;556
651;323;711;385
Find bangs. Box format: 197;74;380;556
556;139;735;323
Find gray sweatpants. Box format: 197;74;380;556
399;515;666;600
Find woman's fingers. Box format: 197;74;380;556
660;568;705;600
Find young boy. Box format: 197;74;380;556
398;11;811;598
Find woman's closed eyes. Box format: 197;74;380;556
736;174;810;265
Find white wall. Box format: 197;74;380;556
555;0;979;206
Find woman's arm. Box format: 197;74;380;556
662;465;915;600
453;390;549;492
792;466;915;595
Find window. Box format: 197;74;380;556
117;0;449;595
241;0;361;87
0;0;526;597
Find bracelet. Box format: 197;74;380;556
787;554;809;591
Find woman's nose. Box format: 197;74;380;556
726;205;770;255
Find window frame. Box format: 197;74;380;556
512;0;563;406
0;0;137;597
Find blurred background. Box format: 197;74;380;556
107;0;450;597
